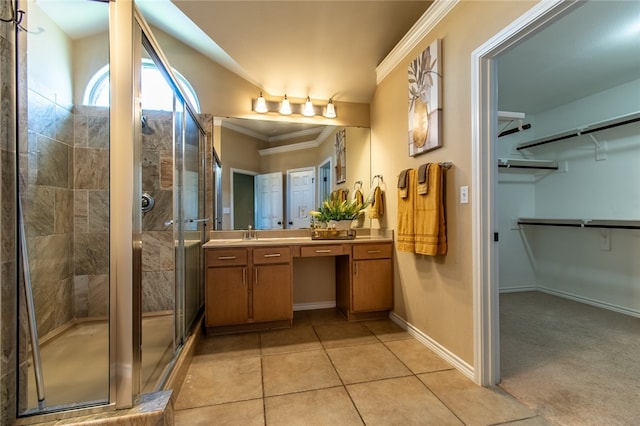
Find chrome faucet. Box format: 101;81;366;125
243;225;256;240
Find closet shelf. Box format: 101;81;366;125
516;111;640;151
518;218;640;230
498;158;558;170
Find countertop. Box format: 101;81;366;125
203;228;393;248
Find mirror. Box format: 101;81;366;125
214;117;371;230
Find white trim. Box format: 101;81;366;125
259;140;318;156
389;313;474;380
293;301;336;311
471;0;580;386
376;0;460;84
498;285;537;294
537;287;640;319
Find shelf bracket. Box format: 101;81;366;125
588;134;607;161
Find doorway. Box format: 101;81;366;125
473;2;640;422
231;170;256;230
286;167;315;229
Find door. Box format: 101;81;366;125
287;168;315;228
233;171;255;230
255;172;283;229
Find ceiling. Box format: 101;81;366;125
39;0;639;136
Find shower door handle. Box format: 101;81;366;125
187;218;209;223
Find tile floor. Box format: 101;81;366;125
174;309;548;425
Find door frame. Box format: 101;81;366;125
471;0;578;386
229;168;258;230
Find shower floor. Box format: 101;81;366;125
27;314;174;410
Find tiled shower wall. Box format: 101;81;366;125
1;0;17;421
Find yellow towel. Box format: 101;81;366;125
369;186;384;219
396;169;415;252
414;164;447;256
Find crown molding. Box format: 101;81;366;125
376;0;460;84
259;140;319;156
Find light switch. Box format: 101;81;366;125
460;186;469;204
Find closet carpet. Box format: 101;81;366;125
500;291;640;426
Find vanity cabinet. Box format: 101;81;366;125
337;242;393;320
205;246;292;331
252;247;292;322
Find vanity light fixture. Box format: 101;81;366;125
324;98;336;118
255;92;268;113
252;92;336;118
279;94;292;115
303;96;315;117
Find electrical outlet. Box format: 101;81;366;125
460;186;469;204
599;230;611;251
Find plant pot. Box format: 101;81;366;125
329;220;353;230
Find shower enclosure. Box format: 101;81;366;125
3;0;207;419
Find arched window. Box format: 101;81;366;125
83;59;201;112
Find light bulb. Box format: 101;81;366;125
255;92;268;113
280;95;292;115
303;96;315;116
324;99;336;118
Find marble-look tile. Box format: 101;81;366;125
28;233;71;284
195;333;261;360
88;190;109;233
260;325;322;355
88;274;109;318
347;376;463;425
326;342;411;384
24;185;55;238
54;277;74;326
175;398;264;426
419;369;536;426
74;113;88;147
314;321;378;348
88;115;109;148
142;150;160;191
175;356;262;409
74;275;89;318
74;189;88;233
501;416;552;425
142;231;174;272
74;147;109;190
141;190;173;231
363;319;412;341
55;187;73;234
384;338;453;374
36;135;69;188
142;270;174;312
74;232;109;275
265;386;362;426
56;104;74;145
1;150;16;261
142;117;173;151
262;350;341;396
160;151;173;190
27;90;55;139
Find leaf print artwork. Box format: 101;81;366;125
408;39;442;156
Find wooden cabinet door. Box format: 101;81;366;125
252;263;292;322
205;266;248;326
352;259;393;312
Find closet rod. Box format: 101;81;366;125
518;218;640;230
517;114;640;151
498;123;531;138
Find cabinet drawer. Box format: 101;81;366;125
253;247;292;264
353;243;392;260
206;248;248;267
300;245;345;257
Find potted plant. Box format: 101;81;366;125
310;199;368;229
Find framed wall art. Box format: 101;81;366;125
335;128;346;184
408;39;442;156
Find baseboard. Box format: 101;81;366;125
388;312;475;381
499;285;537;294
293;301;336;311
537;286;640;319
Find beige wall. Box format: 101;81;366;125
370;0;537;365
